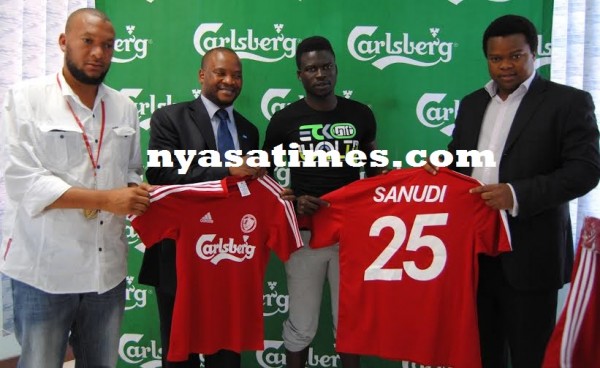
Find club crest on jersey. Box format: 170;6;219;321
241;214;257;233
196;234;256;264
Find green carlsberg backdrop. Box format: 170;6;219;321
95;0;553;367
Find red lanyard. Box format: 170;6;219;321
56;74;106;180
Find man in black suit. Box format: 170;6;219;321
430;15;600;368
138;47;261;368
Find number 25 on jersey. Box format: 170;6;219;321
365;213;448;282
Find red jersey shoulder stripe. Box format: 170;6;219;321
127;180;227;222
257;176;302;249
560;246;597;365
150;180;226;202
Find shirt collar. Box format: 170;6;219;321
484;71;536;98
200;95;233;120
57;70;108;106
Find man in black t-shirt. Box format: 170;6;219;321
263;36;382;368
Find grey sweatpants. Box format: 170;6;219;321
282;230;340;352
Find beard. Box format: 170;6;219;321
65;57;110;86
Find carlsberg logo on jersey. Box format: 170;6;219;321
193;23;300;62
416;93;459;137
348;26;455;69
196;234;256;264
118;333;162;368
263;281;289;316
112;25;150;63
257;341;341;368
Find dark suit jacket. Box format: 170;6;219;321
449;75;600;291
138;97;259;293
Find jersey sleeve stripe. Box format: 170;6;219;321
560;246;597;366
150;180;224;195
257;176;303;248
258;176;302;247
150;181;226;202
498;210;512;249
126;181;226;222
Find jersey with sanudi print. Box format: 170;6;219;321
309;168;511;368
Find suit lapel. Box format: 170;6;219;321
189;98;217;150
466;91;491;150
503;76;547;154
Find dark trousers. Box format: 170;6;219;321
477;256;558;368
156;289;241;368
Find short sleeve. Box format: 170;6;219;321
308;186;348;248
476;205;512;256
259;176;303;261
129;195;181;248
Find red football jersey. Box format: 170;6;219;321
309;168;511;367
130;176;302;361
543;216;600;368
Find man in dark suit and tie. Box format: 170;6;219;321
430;15;600;368
138;47;261;368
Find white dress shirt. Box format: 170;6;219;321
471;72;536;216
0;72;142;293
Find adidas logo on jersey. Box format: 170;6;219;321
200;212;214;223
